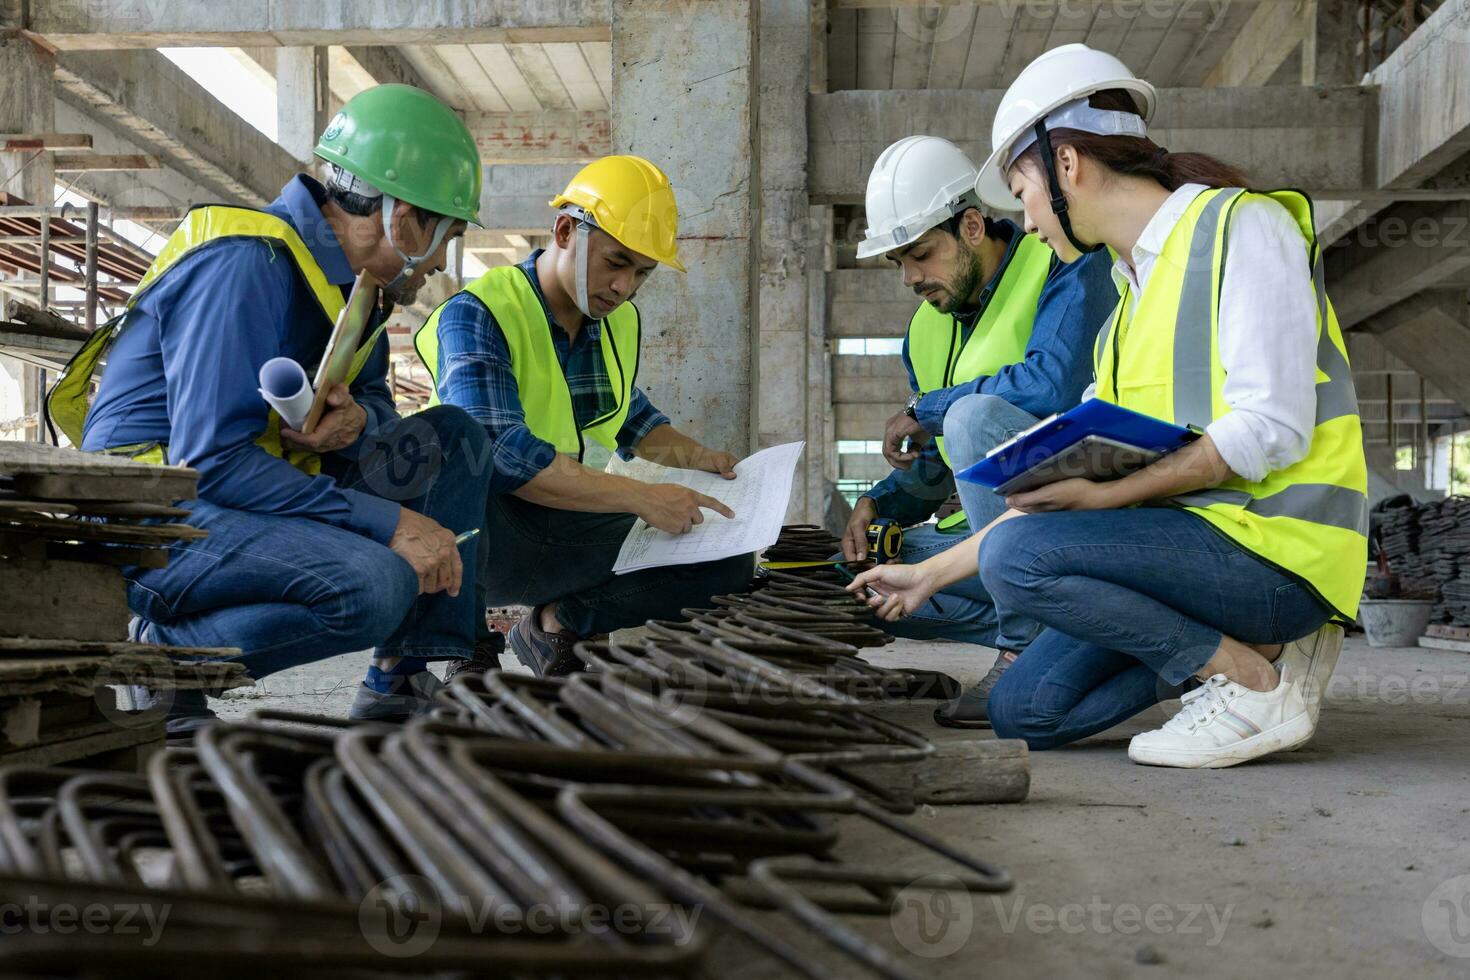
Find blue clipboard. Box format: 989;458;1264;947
956;399;1200;494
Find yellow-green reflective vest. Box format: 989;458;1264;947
46;205;384;475
908;233;1053;531
415;265;640;459
1094;187;1368;619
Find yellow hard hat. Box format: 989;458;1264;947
550;155;686;272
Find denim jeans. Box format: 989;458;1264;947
479;493;754;636
978;506;1333;750
126;406;490;679
882;393;1041;649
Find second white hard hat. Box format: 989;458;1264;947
975;44;1157;210
857;135;983;260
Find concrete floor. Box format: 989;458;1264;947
211;634;1470;979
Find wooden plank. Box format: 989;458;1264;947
1419;636;1470;653
0;718;162;770
838;736;1030;806
0;559;129;643
0;133;93;151
0;441;197;480
40;540;169;569
52;153;162;173
1;512;207;545
0;637;239;659
12;472;198;504
0;499;191;519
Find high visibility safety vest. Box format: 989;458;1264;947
415;265;640;460
907;232;1053;531
46;205;384;475
1094;187;1368;619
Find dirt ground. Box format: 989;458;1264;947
210;633;1470;979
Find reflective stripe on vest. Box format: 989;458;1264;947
415;265;641;460
1094;187;1368;619
46;206;379;477
908;234;1053;533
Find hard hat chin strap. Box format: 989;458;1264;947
1033;119;1105;256
381;194;455;293
572;220;596;320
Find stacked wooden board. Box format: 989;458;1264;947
0;442;247;768
1378;496;1470;625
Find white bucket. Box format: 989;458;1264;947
1357;598;1435;648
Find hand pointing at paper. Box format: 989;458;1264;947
637;483;736;535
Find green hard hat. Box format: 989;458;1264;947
314;84;482;225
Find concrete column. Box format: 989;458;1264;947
610;0;756;458
757;0;825;521
277;46;330;163
0;38;55;206
0;37;56;440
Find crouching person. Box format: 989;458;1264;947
416;156;753;677
51;86;492;734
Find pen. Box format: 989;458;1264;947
454;528;481;545
863;584;944;616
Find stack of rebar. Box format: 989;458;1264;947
0;696;1012;979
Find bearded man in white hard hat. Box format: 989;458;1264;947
842;135;1117;729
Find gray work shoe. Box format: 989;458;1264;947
933;653;1016;729
444;633;506;685
508;607;585;677
348;671;445;723
121;685;218;741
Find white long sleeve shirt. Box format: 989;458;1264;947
1108;183;1319;483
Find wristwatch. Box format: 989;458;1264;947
903;391;924;420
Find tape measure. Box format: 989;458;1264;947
866;518;903;564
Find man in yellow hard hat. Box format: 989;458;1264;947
416;155;750;676
57;85;490;733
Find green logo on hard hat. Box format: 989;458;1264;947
321;114;346;142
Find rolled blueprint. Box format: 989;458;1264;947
258;357;313;432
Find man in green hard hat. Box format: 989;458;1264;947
59;84;491;734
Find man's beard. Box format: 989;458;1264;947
934;236;983;315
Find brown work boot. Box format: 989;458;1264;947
508;606;585;677
444;633;506;684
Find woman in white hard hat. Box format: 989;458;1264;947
849;43;1368;769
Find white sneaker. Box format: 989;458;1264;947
1274;624;1343;727
1128;665;1315;769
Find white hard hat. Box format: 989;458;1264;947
976;44;1157;210
857;136;983;260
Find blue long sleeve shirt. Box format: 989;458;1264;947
431;251;671;497
80;175;402;543
864;223;1118;525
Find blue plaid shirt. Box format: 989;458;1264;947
432;250;671;495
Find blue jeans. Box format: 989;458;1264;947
883;393;1041;649
480;493;754;636
978;506;1333;750
126;407;489;679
